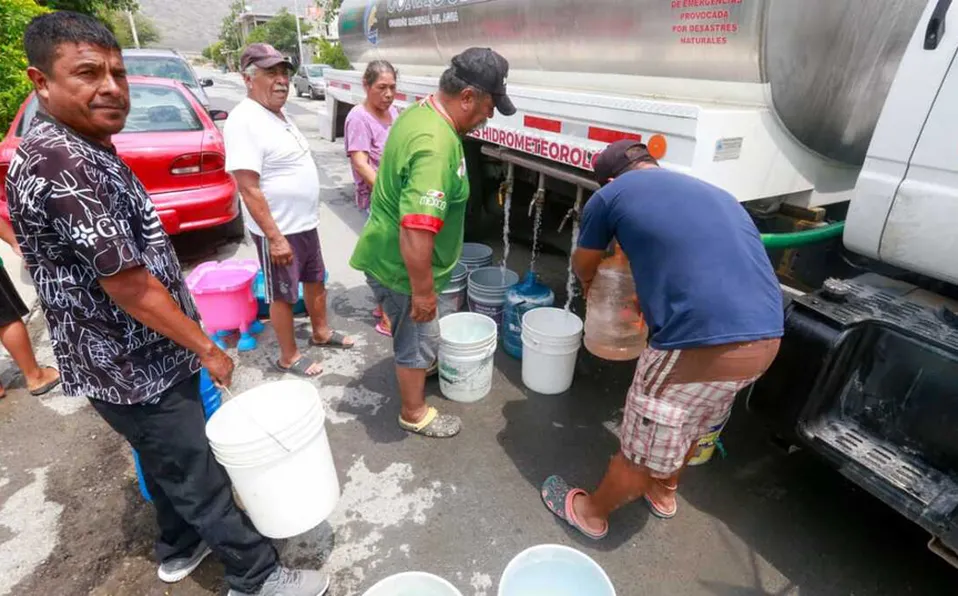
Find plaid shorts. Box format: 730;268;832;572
619;339;780;477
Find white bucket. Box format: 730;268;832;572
521;308;583;395
460;242;494;271
440;262;470;312
438;312;498;403
498;544;616;596
467;267;520;327
205;380;340;539
363;572;464;596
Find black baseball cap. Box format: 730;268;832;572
450;47;516;116
593;140;654;184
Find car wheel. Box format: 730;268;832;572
309;86;319;100
221;211;246;240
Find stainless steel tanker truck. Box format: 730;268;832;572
322;0;958;565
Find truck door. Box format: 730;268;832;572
844;0;958;284
882;38;958;283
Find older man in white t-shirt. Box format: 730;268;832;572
225;43;353;378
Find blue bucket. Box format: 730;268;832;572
134;369;222;502
253;269;328;317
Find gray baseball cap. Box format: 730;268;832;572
241;43;294;72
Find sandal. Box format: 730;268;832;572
309;330;354;350
375;320;392;337
398;406;461;438
644;478;678;519
273;357;323;378
540;475;608;540
29;368;61;397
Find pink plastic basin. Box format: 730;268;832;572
186;259;259;333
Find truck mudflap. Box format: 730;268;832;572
749;273;958;564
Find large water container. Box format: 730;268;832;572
134;369;221;502
502;272;555;359
583;244;647;361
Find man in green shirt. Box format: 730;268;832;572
350;47;515;438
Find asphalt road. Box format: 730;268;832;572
0;66;955;596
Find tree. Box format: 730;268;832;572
36;0;138;16
314;38;349;70
203;41;227;67
108;11;160;48
217;0;246;71
319;0;342;27
0;0;50;137
246;9;310;67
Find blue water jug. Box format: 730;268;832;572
134;369;222;502
503;272;555;359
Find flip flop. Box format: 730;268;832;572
373;306;384;319
540;475;608;540
29;369;61;396
644;479;678;519
309;330;354;350
398;406;461;438
375;320;392;337
273;357;323;378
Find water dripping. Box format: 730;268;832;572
500;163;514;274
529;173;546;272
563;187;585;312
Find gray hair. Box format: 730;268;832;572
243;64;259;78
438;67;488;98
363;60;397;87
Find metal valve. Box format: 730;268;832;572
528;173;546;217
558;187;585;233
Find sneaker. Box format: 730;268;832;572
157;541;212;583
228;567;331;596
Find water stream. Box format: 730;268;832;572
501;188;512;273
530;198;543;272
564;216;580;311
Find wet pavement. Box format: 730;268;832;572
0;67;955;596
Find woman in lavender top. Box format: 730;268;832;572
345;60;399;336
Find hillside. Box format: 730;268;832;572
137;0;303;54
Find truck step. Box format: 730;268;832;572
809;419;952;506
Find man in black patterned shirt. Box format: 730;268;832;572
5;12;330;596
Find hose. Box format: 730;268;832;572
761;222;845;249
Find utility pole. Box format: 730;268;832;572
127;10;141;48
292;0;305;67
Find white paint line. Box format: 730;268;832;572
0;468;64;596
470;572;493;596
282;457;444;593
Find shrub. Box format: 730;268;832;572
315;38;350;70
0;0;50;137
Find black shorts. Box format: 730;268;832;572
0;266;28;327
252;229;326;305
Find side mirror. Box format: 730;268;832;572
209;109;229;122
200;78;214;88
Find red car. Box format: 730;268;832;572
0;76;242;237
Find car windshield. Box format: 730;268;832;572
124;56;197;87
307;66;325;77
17;84;203;136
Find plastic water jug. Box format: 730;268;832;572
134;369;221;502
584;243;647;361
503;272;555;359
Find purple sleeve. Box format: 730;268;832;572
344;110;373;155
